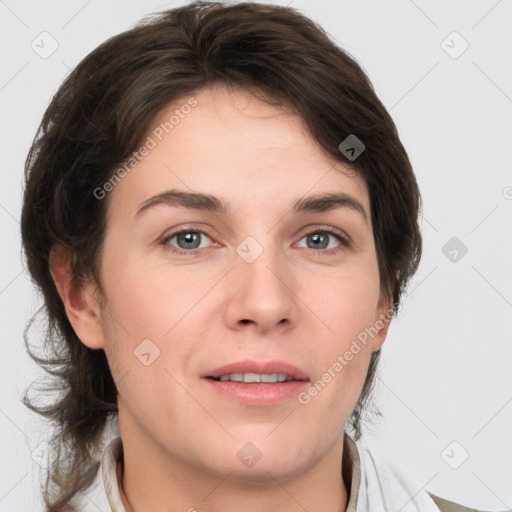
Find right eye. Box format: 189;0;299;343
161;229;216;255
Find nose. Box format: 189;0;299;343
224;242;298;335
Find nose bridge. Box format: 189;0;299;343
225;234;297;333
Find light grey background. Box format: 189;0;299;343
1;0;511;510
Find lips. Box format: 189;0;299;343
202;359;309;381
201;359;310;406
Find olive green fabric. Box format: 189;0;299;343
428;492;509;512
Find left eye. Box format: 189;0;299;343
296;230;347;251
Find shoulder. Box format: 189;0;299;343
428;492;509;512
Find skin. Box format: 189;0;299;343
51;84;391;512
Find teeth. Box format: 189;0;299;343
218;373;293;383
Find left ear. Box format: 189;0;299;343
371;293;393;352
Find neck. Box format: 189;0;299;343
116;433;349;512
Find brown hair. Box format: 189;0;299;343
20;1;422;510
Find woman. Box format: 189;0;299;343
20;2;488;511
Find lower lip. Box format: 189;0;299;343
202;378;310;406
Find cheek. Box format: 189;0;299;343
299;269;380;404
98;256;212;393
307;267;381;344
100;252;205;339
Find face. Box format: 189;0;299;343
82;85;390;482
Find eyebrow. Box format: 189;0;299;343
136;189;369;224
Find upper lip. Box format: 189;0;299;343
202;359;309;381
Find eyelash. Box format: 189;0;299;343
160;226;351;256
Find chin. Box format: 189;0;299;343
201;439;315;485
223;458;310;486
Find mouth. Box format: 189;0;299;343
201;360;310;406
207;373;305;383
202;359;309;381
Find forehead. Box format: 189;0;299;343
107;85;370;219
